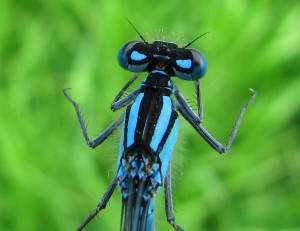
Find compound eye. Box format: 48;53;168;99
172;49;207;81
117;41;150;73
190;49;207;80
118;41;140;70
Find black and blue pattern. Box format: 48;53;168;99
64;27;256;231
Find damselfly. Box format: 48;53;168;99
64;24;256;231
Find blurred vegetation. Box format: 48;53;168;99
1;0;300;230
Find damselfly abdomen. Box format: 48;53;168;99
64;25;256;231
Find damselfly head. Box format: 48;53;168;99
118;40;207;81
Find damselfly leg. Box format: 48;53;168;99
63;89;124;148
195;80;203;122
164;163;185;231
175;88;256;153
77;177;118;231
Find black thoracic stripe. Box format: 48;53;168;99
133;89;164;146
134;91;151;145
141;88;178;155
156;108;178;154
142;90;164;145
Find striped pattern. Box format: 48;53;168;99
117;74;179;231
122;90;178;156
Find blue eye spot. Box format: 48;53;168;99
176;59;192;69
130;51;147;61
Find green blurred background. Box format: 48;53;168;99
1;0;299;230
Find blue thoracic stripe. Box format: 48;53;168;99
150;96;172;152
127;93;144;147
118;116;126;165
159;118;179;178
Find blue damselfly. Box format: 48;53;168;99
64;24;256;231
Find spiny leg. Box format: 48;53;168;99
111;88;141;112
110;74;141;111
176;88;256;153
63;89;124;148
77;177;119;231
195;80;203;123
112;74;139;104
164;163;185;231
225;88;256;149
173;83;201;124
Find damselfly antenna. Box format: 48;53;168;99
126;19;147;43
183;32;209;48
